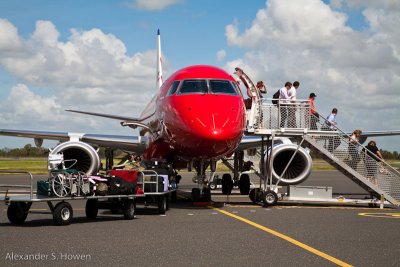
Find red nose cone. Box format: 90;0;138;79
167;94;245;158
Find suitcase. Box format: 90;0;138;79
37;180;50;196
109;169;138;184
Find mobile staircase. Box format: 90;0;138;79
246;98;400;207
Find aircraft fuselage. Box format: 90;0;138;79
140;65;246;162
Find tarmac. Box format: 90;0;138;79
0;170;399;266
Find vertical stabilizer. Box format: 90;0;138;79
157;29;163;88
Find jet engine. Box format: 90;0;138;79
263;143;312;185
49;141;100;175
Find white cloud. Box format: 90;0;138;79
0;84;62;123
216;49;226;62
225;0;400;150
130;0;184;11
0;19;23;53
0;20;165;137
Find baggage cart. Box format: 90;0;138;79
0;169;174;226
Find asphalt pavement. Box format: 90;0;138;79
0;170;399;266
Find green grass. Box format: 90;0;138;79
0;159;48;174
1;158;399;175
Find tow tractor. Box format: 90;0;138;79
0;155;175;226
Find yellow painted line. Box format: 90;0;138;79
359;213;400;219
212;206;353;267
221;204;391;210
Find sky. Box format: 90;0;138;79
0;0;399;152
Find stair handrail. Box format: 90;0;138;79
314;114;400;176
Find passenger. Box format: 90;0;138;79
348;129;362;169
288;81;300;128
362;140;383;185
324;108;339;153
279;82;292;128
308;93;319;130
256;81;267;96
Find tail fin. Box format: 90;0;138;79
157;29;163;89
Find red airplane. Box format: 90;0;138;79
0;30;251;199
2;30;399;202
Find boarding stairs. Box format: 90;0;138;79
246;98;400;206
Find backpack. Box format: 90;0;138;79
272;90;280;105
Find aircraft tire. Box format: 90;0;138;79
262;190;278;206
85;199;98;220
249;188;261;203
203;187;211;202
191;188;201;202
53;202;73;226
7;202;29;225
239;173;251;195
221;174;233;195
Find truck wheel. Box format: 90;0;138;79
158;196;167;214
239;174;250;195
262;190;278;206
7;202;29;225
85;199;98;220
123;200;135;220
53;202;73;226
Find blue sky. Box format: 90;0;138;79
0;0;399;151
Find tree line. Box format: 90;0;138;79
0;144;399;160
0;145;105;158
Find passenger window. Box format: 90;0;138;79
166;81;180;96
179;80;208;94
209;80;237;95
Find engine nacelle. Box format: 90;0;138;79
263;144;312;185
49;141;100;175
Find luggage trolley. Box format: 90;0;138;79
0;168;175;226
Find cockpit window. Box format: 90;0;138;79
179;80;208;94
166;81;180;96
209;80;237;95
177;79;239;95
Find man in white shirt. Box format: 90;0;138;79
325;108;339;152
288;81;300;128
279;82;292;128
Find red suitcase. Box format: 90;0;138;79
109;169;138;184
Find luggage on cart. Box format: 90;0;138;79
37;180;50;196
109;169;138;184
108;176;136;195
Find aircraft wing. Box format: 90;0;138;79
0;129;148;153
238;130;400;150
66;109;142;122
237;135;291;151
353;130;400;144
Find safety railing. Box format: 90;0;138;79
246;98;400;205
248;99;311;130
307;116;400;205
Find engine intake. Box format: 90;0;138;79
49;141;100;175
263;144;312;185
